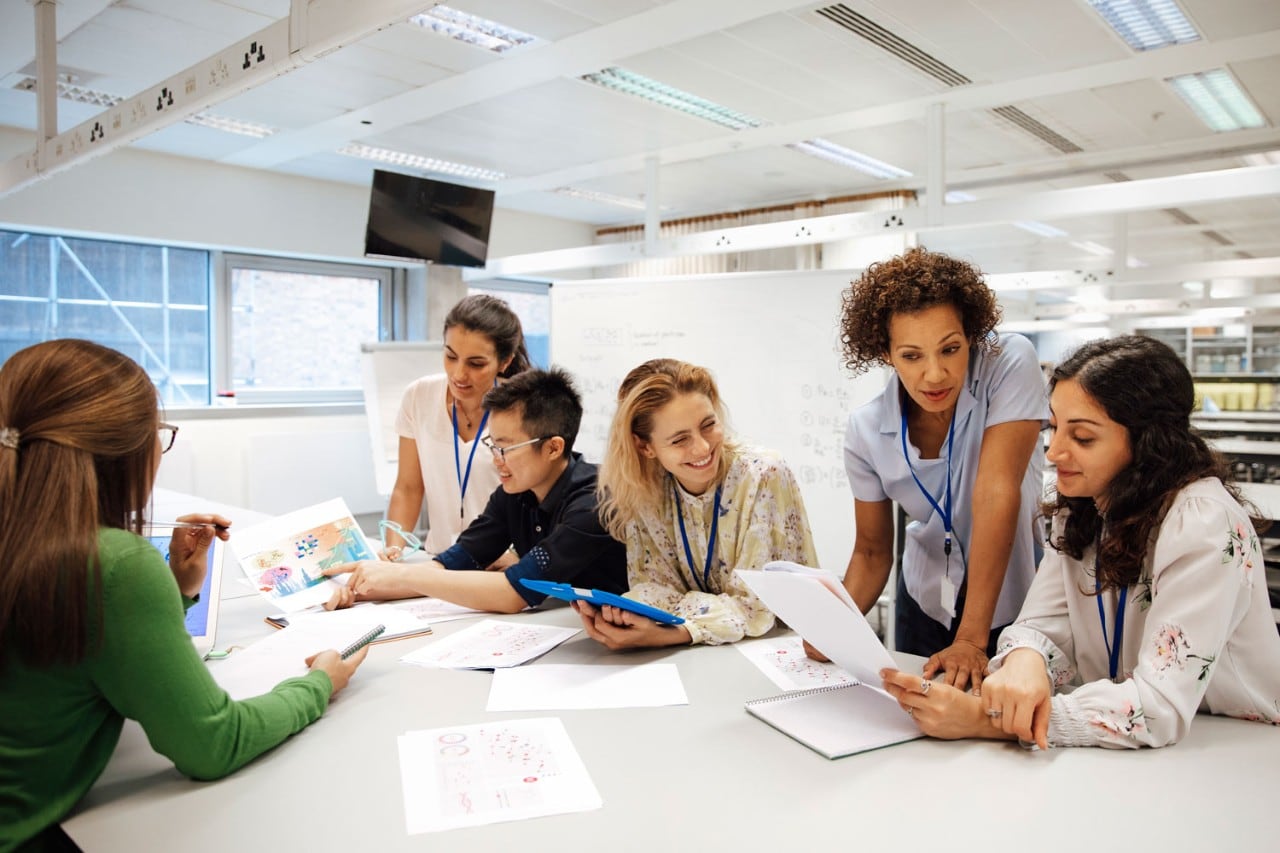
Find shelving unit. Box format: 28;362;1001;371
1139;324;1280;379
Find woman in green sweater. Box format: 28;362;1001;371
0;339;368;852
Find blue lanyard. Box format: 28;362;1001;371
1095;577;1129;681
452;403;490;519
673;479;721;592
900;409;955;556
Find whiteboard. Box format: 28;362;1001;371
360;341;444;495
550;270;886;573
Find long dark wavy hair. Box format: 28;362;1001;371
1044;334;1255;591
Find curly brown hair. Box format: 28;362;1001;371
838;247;1002;375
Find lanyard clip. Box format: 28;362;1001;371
944;533;952;557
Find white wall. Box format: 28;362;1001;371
0;126;595;262
154;409;385;517
0;125;591;514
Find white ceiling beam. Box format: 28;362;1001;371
500;28;1280;196
0;0;438;198
942;127;1280;192
984;258;1280;295
1034;292;1280;320
486;164;1280;276
223;0;808;169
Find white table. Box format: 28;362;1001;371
64;580;1280;852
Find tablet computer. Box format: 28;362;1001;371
143;525;224;658
520;579;685;625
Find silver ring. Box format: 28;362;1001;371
905;707;915;717
986;708;1002;718
920;678;932;696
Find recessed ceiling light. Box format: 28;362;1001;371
786;138;911;180
185;112;274;138
1070;240;1115;256
1241;150;1280;167
1087;0;1201;52
1167;69;1266;132
14;76;120;107
552;187;647;211
580;67;765;131
337;143;505;181
407;5;538;54
1013;220;1069;238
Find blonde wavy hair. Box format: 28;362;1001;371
597;358;738;540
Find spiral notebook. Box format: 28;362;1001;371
745;682;924;759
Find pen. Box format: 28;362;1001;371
152;520;231;532
339;624;386;659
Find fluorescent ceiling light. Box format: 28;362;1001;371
1242;150;1280;167
1013;220;1068;238
787;138;911;180
1087;0;1200;51
15;77;120;107
185;112;274;138
407;5;538;53
580;67;765;131
1167;69;1266;132
1070;240;1114;256
553;187;647;211
944;190;975;203
337;143;505;181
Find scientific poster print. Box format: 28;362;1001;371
397;718;602;834
232;498;376;612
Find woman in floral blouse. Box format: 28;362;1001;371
882;335;1280;748
573;358;818;648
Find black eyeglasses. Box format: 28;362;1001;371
159;422;179;454
480;434;552;461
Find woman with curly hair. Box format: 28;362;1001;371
824;247;1046;690
575;358;818;649
881;335;1280;747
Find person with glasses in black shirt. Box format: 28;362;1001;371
323;367;626;613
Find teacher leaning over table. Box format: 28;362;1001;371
809;247;1047;692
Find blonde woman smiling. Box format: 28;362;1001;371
574;359;817;649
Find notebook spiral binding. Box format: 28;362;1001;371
744;681;863;706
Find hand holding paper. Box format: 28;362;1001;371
735;562;895;690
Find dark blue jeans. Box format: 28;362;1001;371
893;568;1005;659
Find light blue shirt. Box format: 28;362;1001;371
843;333;1047;628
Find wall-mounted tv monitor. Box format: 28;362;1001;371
363;169;496;268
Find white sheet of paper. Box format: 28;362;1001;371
486;663;688;711
398;717;602;834
208;620;375;700
736;566;896;695
735;636;858;691
279;599;435;640
383;596;486;624
399;620;580;669
230;498;376;613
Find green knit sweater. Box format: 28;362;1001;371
0;528;332;851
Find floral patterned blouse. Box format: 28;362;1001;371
990;477;1280;748
623;446;818;645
